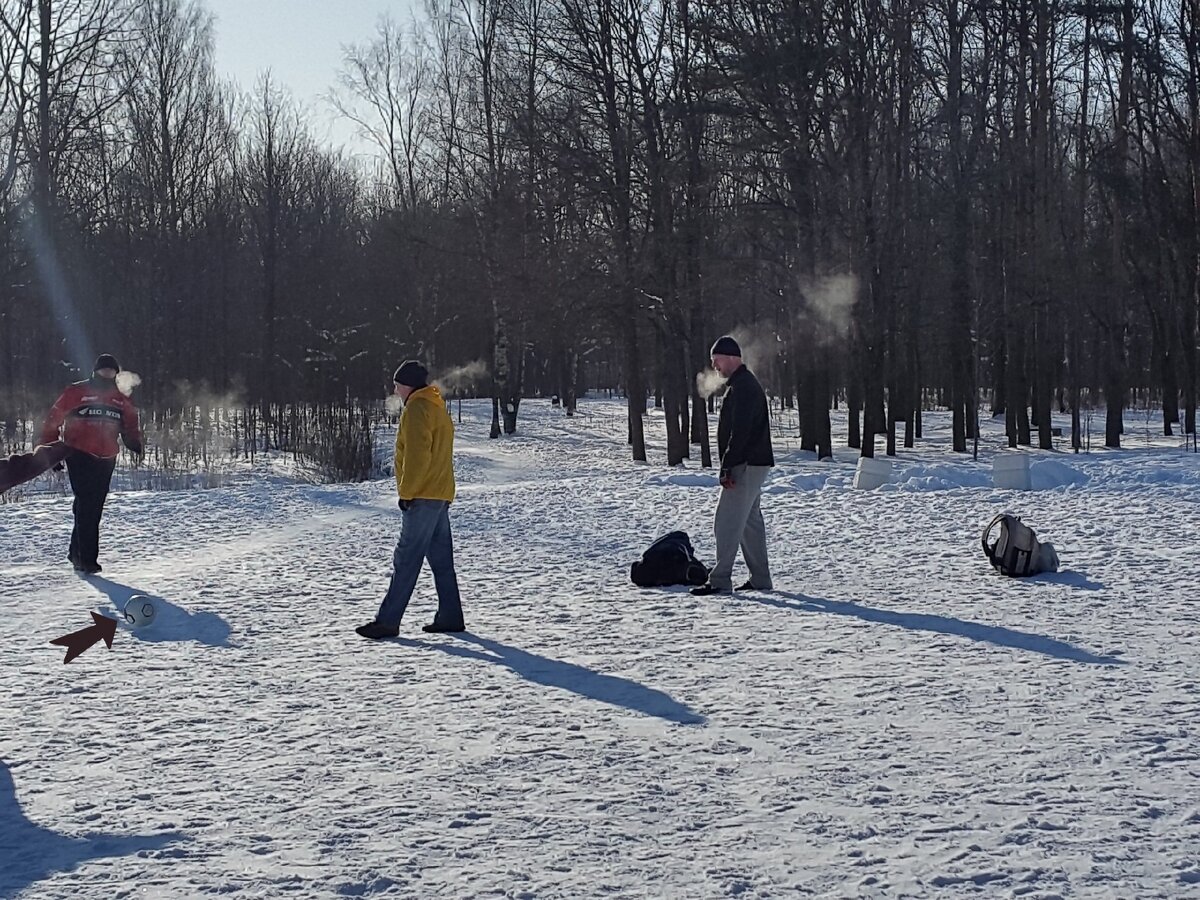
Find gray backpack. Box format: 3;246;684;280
982;513;1059;577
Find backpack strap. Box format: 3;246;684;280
981;513;1006;571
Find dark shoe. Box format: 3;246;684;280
76;561;101;575
355;621;399;640
737;581;772;591
690;583;731;596
422;622;465;633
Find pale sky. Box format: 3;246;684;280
203;0;418;153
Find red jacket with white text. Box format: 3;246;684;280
40;377;143;459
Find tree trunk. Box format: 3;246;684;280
847;375;862;450
1186;0;1200;436
1105;0;1136;448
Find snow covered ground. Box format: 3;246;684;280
2;396;1199;898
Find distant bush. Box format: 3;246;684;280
285;401;375;483
165;400;377;484
3;400;379;501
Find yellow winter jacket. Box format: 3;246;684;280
395;385;456;502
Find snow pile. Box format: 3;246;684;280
885;463;992;492
644;471;715;489
1029;459;1090;490
765;471;836;493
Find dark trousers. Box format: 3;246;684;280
66;451;116;566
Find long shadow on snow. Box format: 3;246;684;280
85;577;233;647
749;591;1125;666
1030;570;1106;591
0;759;187;898
398;633;707;725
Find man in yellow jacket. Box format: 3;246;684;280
357;360;465;639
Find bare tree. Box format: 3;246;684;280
1184;0;1200;437
0;0;132;399
1103;0;1136;448
557;0;652;461
333;14;430;210
120;0;227;401
451;0;527;438
239;73;305;407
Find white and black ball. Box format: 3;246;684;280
123;595;156;627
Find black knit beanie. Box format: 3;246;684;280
393;360;429;388
94;354;120;374
709;336;741;357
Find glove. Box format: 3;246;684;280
398;498;410;511
52;462;65;472
719;469;735;489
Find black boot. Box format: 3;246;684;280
355;621;399;640
690;583;730;596
422;621;465;633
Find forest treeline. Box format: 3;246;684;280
1;0;1196;463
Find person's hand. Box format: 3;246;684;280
398;497;410;511
52;461;64;473
719;469;735;489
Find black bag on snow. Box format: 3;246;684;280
631;531;710;587
982;513;1059;577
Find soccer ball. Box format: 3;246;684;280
123;595;156;627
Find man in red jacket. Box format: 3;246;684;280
40;354;143;574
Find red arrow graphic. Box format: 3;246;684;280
50;612;118;663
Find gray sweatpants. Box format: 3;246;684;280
707;463;772;590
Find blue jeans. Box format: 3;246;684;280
376;499;464;628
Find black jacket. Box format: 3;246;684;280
716;365;774;474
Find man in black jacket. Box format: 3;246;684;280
692;336;775;595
